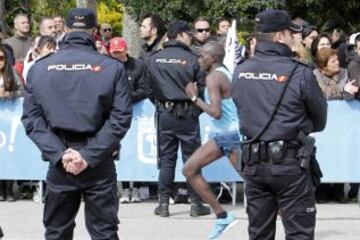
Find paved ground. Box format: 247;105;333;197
0;200;359;240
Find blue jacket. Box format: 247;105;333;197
22;32;132;167
232;41;327;141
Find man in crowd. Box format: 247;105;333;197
232;9;327;239
148;20;210;218
109;37;150;203
53;15;66;43
139;13;166;61
39;17;57;38
99;23;113;54
191;17;211;55
22;8;132;239
216;19;230;36
3;14;32;61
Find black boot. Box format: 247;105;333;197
154;203;170;217
190;203;211;217
188;185;211;217
6;180;15;202
0;181;5;201
154;195;170;217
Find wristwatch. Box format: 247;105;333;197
191;95;198;102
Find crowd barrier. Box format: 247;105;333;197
0;99;359;183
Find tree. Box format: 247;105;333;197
97;0;123;36
76;0;96;12
122;0;360;34
286;0;360;33
122;0;285;31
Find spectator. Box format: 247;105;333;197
23;35;56;82
53;15;66;43
99;23;113;54
314;48;357;99
313;48;358;203
191;17;211;55
331;28;348;68
139;13;166;61
39;17;57;38
302;25;318;49
310;32;332;62
109;37;149;203
0;44;23;202
293;31;312;64
3;14;32;61
347;34;360;87
216;19;230;36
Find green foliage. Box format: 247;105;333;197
29;0;76;35
122;0;360;34
97;0;124;36
122;0;285;31
286;0;360;33
3;0;76;35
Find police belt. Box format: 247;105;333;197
57;131;90;148
242;140;300;165
156;100;196;112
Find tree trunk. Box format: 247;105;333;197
122;9;142;58
0;0;5;25
76;0;97;13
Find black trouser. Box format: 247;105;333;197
243;158;316;240
43;159;119;240
157;107;202;204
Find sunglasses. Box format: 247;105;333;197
196;28;210;33
102;28;112;32
0;56;5;61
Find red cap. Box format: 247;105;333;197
110;37;127;52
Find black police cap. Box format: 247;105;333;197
167;20;193;36
255;9;302;33
66;8;97;29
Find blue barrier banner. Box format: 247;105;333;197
0;99;359;182
0;98;241;182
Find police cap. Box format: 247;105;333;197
66;8;96;29
167;20;193;36
255;9;302;33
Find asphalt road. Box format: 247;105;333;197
0;200;359;240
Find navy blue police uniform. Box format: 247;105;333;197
231;9;327;240
21;8;132;240
148;21;210;217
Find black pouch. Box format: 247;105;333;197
268;141;284;164
241;144;250;166
310;155;323;188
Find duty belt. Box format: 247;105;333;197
242;140;300;165
156;100;198;119
57;131;90;148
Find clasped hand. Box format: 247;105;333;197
62;148;88;175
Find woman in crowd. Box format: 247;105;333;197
311;33;332;62
0;44;23;201
313;48;358;203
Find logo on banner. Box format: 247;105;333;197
0;116;21;152
137;117;157;164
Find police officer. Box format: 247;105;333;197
232;9;327;240
148;20;210;217
22;8;132;240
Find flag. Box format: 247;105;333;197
223;20;246;74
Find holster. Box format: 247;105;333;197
309;148;323;188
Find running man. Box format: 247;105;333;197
182;41;240;239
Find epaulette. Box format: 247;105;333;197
35;52;54;63
291;57;311;68
149;48;162;57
